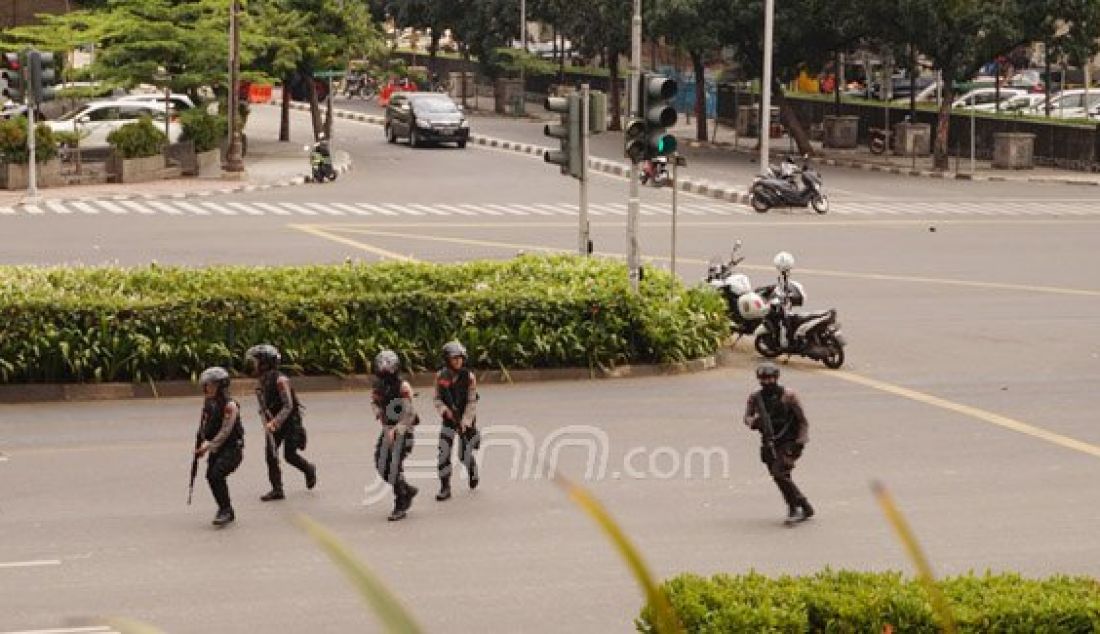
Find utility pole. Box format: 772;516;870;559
579;83;591;256
627;0;642;291
224;0;244;174
759;0;774;172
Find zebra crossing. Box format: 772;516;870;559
0;198;1096;218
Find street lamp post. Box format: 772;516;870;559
759;0;774;172
224;0;245;174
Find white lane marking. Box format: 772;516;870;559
304;202;345;216
459;203;501;216
278;202;317;216
227;202;265;216
23;205;44;215
331;203;369;215
0;559;61;569
590;203;625;216
118;200;157;215
436;203;477;216
535;203;577;216
174;201;211;215
355;203;398;216
408;203;450;216
200;201;236;216
379;203;424;216
2;628;117;634
70;201;100;215
45;200;72;214
0;206;15;215
95;200;129;215
509;203;554;216
485;204;527;216
252;202;291;216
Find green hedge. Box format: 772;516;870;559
637;571;1100;633
179;109;226;153
107;116;167;159
0;117;59;164
0;256;728;383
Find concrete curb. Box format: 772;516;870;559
0;352;740;404
700;139;1100;186
308;102;755;207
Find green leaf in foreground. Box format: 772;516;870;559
555;475;684;634
872;480;958;634
295;514;422;634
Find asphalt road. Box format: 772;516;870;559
2;100;1100;633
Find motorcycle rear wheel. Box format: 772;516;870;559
754;334;781;358
869;138;886;155
811;194;829;214
750;192;771;213
822;338;845;369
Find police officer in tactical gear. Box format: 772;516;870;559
195;367;245;526
371;350;419;521
743;362;815;524
433;341;480;501
245;344;317;501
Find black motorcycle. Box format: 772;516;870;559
343;74;378;100
753;301;846;369
306;140;337;183
750;156;829;214
706;241;806;339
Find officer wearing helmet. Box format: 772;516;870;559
194;367;245;526
743;361;815;524
245;344;317;502
433;341;480;501
371;349;419;521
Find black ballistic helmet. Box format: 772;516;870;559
245;344;281;370
755;362;780;380
442;341;467;360
199;366;231;389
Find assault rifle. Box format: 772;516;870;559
187;412;205;505
754;392;779;469
255;386;280;465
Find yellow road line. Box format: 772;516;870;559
287;224;418;262
314;225;1100;297
822;369;1100;458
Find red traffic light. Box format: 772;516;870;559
2;53;20;70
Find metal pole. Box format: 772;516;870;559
670;154;678;297
759;0;774;172
579;83;590;256
627;0;642;291
519;0;526;116
970;106;975;174
164;83;171;142
27;95;39;202
224;0;244;173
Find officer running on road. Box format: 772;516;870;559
743;362;815;525
194;367;245;526
371;350;419;521
246;344;317;501
433;341;480;501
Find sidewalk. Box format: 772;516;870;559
0;106;350;208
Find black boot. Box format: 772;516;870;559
260;489;285;502
799;498;815;520
212;507;235;526
388;494;407;521
469;471;479;490
401;484;419;511
305;464;317;490
436;478;451;501
785;504;800;523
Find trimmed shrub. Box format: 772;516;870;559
637;570;1100;633
0;255;729;383
106;116;167;159
0;116;59;164
179;109;226;153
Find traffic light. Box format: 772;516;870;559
28;50;58;103
640;73;678;158
1;52;23;103
543;94;583;178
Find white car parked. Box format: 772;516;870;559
116;92;197;112
1027;89;1100;119
951;87;1025;111
45;100;182;148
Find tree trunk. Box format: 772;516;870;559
1044;48;1052;116
834;51;841;116
279;73;291;142
691;50;707;141
773;79;813;156
608;49;622;131
933;71;955;170
428;33;440;76
307;73;323;139
558;32;565;83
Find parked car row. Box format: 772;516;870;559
952;87;1100;118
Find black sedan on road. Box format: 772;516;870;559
384;92;470;148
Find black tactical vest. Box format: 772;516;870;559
437;368;470;421
374;375;405;425
761;386;797;443
202;397;244;446
261;371;300;425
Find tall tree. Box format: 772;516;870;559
560;0;630;131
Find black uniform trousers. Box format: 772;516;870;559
437;421;479;482
265;422;313;491
207;442;243;511
375;427;415;501
763;441;806;507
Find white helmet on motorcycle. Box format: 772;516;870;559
726;274;753;295
737;292;769;319
773;251;795;273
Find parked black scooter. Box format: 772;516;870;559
749;155;829;214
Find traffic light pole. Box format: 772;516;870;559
627;0;642;292
579;83;591;256
26;95;38;202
